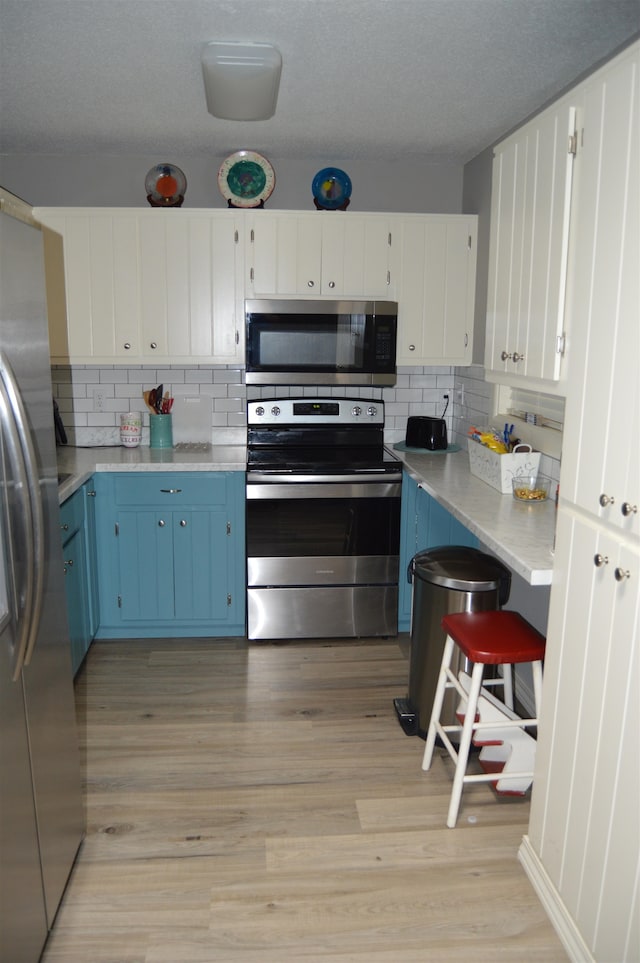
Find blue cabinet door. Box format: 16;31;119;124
398;471;478;632
116;509;176;622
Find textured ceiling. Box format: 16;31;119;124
1;0;638;163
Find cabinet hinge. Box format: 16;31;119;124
386;270;391;285
250;229;255;243
568;132;578;155
468;235;472;250
250;267;254;282
117;595;122;608
227;593;232;607
234;229;239;244
226;521;232;536
114;522;119;537
388;232;392;247
556;332;567;356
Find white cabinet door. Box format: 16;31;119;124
559;47;639;538
529;509;639;962
485;100;577;386
393;215;477;366
320;215;391;297
39;211;140;361
247;212;391;298
248;213;322;295
138;211;243;364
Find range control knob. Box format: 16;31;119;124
367;405;378;417
255;406;265;417
270;406;281;417
351;406;362;417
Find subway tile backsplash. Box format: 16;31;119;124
51;361;560;481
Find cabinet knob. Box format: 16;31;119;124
599;493;615;507
158;519;166;527
150;342;157;350
87;490;96;497
512;352;525;363
621;502;638;517
409;344;415;352
614;567;631;582
307;280;315;288
594;553;609;567
180;519;187;527
124;342;131;350
66;558;74;567
61;522;69;531
328;281;335;289
500;350;512;361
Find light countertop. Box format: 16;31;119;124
57;444;247;502
392;447;555;586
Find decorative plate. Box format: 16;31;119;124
145;163;187;207
218;151;275;208
312;167;352;210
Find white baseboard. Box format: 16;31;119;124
519;835;594;963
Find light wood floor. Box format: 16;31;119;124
43;636;567;962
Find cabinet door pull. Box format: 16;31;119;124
599;493;615;507
180;519;187;527
328;281;335;289
307;280;315;288
409;344;415;352
160;488;182;494
150;342;157;349
614;567;631;582
86;490;96;497
621;502;637;517
594;554;609;567
512;352;525;363
500;350;512;361
124;342;131;350
158;519;166;527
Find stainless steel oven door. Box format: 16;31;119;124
246;479;400;639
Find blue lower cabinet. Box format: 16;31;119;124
60;482;98;674
94;472;246;638
398;471;477;632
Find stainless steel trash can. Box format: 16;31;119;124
395;546;511;737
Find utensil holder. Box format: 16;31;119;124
149;413;173;449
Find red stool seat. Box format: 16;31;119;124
441;610;546;665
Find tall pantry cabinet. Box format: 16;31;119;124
519;41;639;963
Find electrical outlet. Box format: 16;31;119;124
454;383;465;406
94;388;106;411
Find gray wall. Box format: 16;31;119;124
0;154;463;213
462;146;493;364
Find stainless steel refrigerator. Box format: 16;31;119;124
0;193;84;961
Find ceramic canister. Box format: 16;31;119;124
120;411;142;447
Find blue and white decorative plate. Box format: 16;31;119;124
312;167;352;210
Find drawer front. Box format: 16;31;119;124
59;489;84;543
113;472;229;507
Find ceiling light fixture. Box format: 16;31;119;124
201;41;282;121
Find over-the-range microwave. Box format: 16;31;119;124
245;299;398;386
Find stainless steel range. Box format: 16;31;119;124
246;397;402;640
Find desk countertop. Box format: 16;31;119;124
392;447;555;586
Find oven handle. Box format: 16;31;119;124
246;481;401;500
247;471;402;484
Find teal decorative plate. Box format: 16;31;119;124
218;150;275;208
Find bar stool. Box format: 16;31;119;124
422;610;545;828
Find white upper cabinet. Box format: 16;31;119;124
485;99;577;388
35;209;244;365
246;211;392;298
392;215;477;366
557;45;639;538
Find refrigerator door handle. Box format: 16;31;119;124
0;351;45;680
